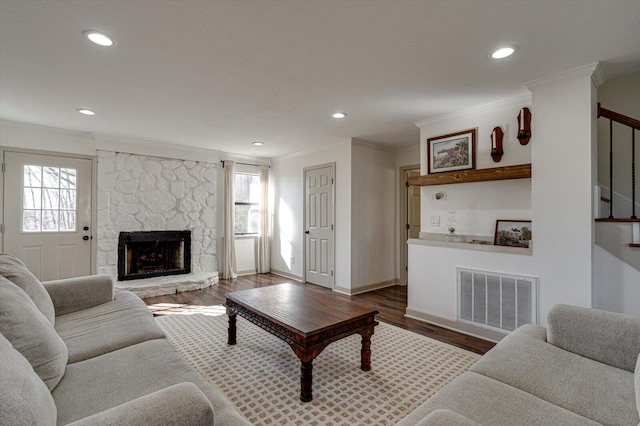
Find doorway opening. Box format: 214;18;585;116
399;165;420;286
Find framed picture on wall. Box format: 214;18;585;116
494;220;532;248
427;129;476;174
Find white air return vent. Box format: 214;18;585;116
458;268;538;334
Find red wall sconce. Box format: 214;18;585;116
517;107;532;145
490;126;504;162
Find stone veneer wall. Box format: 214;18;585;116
96;151;217;278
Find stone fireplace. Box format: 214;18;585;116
118;230;191;281
97;150;218;297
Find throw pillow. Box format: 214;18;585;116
0;332;56;426
0;254;55;325
0;276;68;391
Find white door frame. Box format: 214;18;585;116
1;147;98;275
303;162;335;288
398;164;420;286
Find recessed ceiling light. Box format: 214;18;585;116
76;108;95;116
332;112;347;119
491;46;518;59
83;30;115;47
252;141;264;146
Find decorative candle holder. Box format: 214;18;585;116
490;126;504;162
517;107;532;145
446;211;458;242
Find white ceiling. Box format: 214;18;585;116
1;0;639;158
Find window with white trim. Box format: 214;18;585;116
22;165;77;232
234;172;260;235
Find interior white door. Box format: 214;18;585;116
3;151;92;280
304;164;334;288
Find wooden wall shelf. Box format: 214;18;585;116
408;164;531;186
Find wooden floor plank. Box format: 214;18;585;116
144;274;495;355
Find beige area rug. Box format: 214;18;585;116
156;308;480;426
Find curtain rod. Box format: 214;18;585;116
220;160;270;168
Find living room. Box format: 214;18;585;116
1;1;640;425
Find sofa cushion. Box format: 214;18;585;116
636;354;640;420
0;333;57;426
414;409;481;426
52;338;251;425
471;324;638;426
548;304;640;372
396;372;599;426
0;277;68;391
0;254;55;325
55;291;165;363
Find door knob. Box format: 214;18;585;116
83;236;89;241
305;230;310;234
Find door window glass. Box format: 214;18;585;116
22;165;77;232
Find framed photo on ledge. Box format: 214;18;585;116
427;129;476;174
494;220;532;248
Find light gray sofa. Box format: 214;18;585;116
0;254;251;426
397;304;640;426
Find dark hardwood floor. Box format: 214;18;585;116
144;273;495;355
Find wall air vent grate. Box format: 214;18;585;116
457;268;538;334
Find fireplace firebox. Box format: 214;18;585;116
117;231;191;281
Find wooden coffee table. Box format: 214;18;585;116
225;283;379;402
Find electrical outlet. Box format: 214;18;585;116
430;216;440;226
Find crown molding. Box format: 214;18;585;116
352;138;398;153
524;62;602;91
93;133;224;163
414;93;531;128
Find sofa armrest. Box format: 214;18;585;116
414;409;481;426
547;304;640;372
43;275;114;316
65;383;214;426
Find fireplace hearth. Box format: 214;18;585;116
118;231;191;281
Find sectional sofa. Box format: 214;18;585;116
0;254;250;425
397;304;640;425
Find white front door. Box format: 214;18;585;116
3;151;92;280
304;164;334;289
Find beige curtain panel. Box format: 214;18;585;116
256;164;271;273
222;160;237;279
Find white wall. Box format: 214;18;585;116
235;237;257;275
271;140;352;285
1;120;97;156
416;94;533;238
350;140;397;292
527;65;598;319
408;65;600;331
593;245;640;316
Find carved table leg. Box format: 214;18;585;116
227;309;237;345
360;327;374;371
300;360;313;402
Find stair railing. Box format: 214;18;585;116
597;103;640;219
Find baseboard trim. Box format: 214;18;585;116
270;269;303;282
334;279;397;296
237;269;257;276
405;307;504;343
